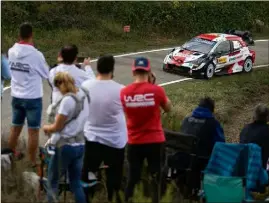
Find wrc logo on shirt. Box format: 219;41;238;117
124;93;155;107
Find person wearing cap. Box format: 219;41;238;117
120;57;172;203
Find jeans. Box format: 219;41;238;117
11;97;42;128
47;144;86;203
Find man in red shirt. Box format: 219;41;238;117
120;57;171;203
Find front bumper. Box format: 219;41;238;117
163;63;204;77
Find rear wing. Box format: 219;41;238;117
224;29;255;46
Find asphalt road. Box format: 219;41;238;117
1;40;268;147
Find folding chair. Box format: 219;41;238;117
201;173;246;203
164;129;210;200
200;143;250;203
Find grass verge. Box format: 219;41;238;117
162;67;269;142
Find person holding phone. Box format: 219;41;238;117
49;45;96;104
120;57;172;203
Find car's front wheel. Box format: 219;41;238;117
243;57;253;73
204;63;215;79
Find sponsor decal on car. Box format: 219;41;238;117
184;63;194;68
229;55;243;62
217;57;227;64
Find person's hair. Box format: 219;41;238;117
253;104;269;122
60;45;78;64
198;97;215;112
19;22;33;40
97;55;115;74
133;69;149;76
53;72;76;93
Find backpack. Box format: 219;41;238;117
46;87;90;125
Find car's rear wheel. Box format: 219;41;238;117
204;63;215;79
243;57;253;73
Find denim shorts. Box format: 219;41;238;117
11;97;42;129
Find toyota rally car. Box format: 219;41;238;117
163;33;256;79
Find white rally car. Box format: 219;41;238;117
163;33;256;79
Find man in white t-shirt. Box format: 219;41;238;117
49;44;96;104
7;22;50;166
81;55;127;203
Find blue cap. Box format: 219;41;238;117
132;57;151;72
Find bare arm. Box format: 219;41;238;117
43;114;68;134
161;97;172;112
158;86;172;112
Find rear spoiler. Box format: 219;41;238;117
224;29;255;46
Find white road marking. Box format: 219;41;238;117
158;64;269;87
3;39;269;91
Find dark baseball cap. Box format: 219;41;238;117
132;57;151;72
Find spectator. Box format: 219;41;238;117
180;97;225;157
240;104;269;169
7;22;50;167
120;57;172;203
1;53;11;98
49;44;95;104
43;72;89;203
81;55;127;203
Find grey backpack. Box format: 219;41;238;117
47;87;90;125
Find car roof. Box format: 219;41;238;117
196;33;241;42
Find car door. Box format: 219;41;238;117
227;40;245;73
213;41;232;73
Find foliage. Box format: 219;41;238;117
2;2;269;36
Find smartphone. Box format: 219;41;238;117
77;56;85;63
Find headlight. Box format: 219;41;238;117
188;57;204;65
167;48;175;55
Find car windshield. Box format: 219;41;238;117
182;38;217;54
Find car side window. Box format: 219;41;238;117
214;41;231;55
232;40;242;51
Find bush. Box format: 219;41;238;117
2;2;269;36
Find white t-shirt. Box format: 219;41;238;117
8;43;50;99
57;89;89;144
49;64;95;103
82;80;127;149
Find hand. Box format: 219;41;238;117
83;57;91;66
43;125;51;135
57;53;63;63
148;72;156;84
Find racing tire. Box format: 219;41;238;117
242;57;253;73
204;63;215;79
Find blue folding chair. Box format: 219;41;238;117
201;173;246;203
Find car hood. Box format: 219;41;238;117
170;47;206;63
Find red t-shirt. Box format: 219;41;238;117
120;82;168;144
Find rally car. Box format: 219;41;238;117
163;33;256;79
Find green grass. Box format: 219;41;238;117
2;27;185;66
162;67;269;143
